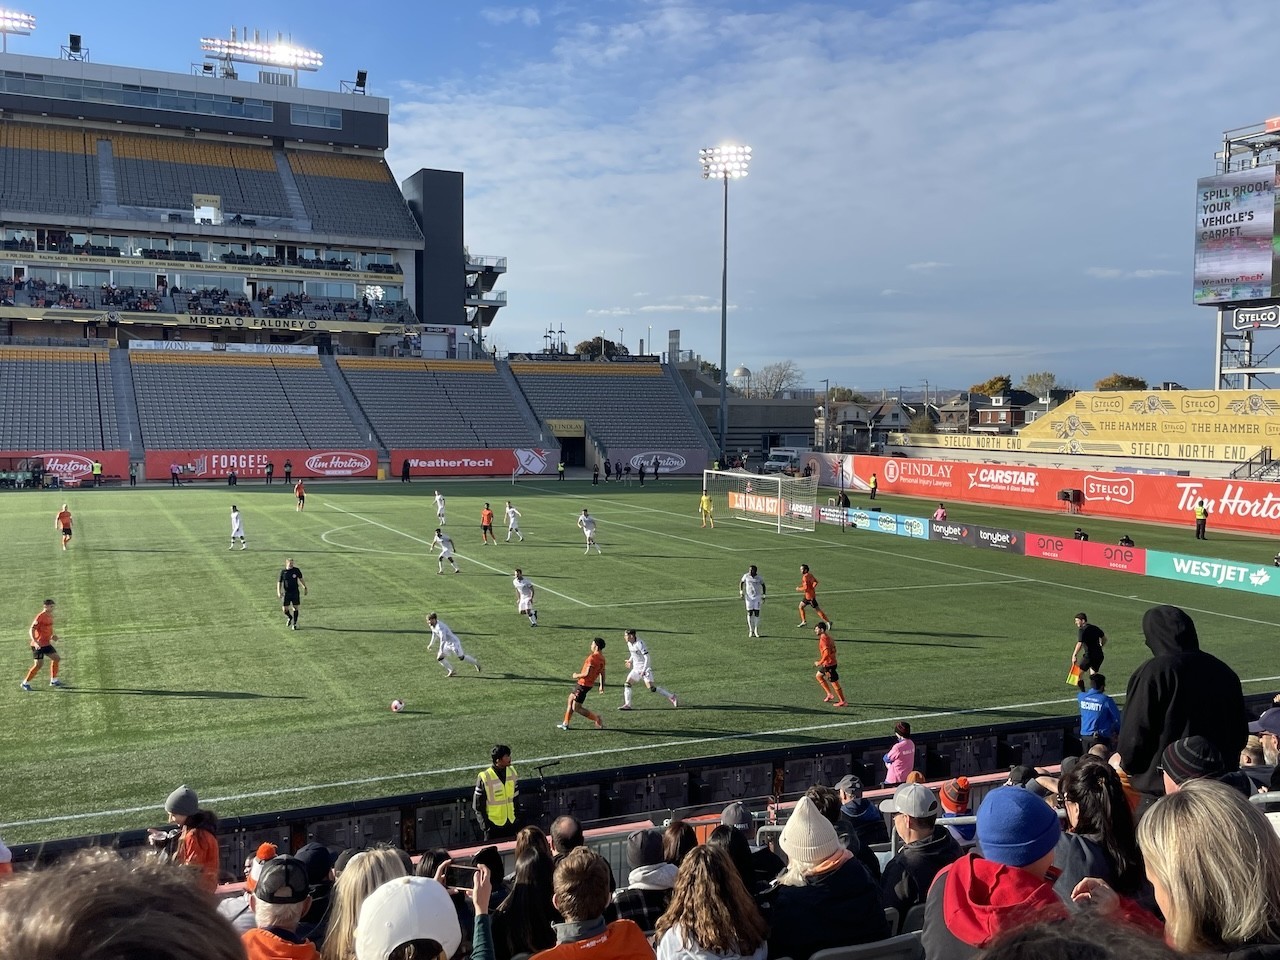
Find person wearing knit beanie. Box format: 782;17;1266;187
152;784;220;894
939;777;975;846
977;786;1061;867
165;784;200;817
217;842;279;934
768;796;889;959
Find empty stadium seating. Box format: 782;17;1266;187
339;358;540;448
130;352;362;449
0;123;100;216
509;363;709;448
0;347;118;449
287;151;422;241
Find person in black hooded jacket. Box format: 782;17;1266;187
1116;605;1248;801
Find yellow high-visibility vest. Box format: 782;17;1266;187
478;766;518;825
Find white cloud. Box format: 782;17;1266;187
387;0;1275;389
481;6;541;27
1087;267;1179;280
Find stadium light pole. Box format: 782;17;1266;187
820;378;830;451
700;144;751;462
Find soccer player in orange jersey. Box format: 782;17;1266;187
796;563;832;627
55;503;73;551
481;502;497;545
559;637;606;731
814;621;846;707
294;479;306;511
22;599;62;690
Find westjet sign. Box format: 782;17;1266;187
1145;550;1280;598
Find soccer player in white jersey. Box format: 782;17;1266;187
425;612;480;676
577;508;601;554
513;567;537;626
504;500;524;542
229;504;247;550
619;629;677;710
431;528;460;574
434;490;447;525
739;564;766;637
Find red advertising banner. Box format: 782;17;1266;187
1079;541;1147;575
145;448;377;480
1023;531;1084;564
606;448;709;476
857;456;1280;536
393;448;553;478
0;450;129;483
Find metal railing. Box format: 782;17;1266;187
1231;446;1273;479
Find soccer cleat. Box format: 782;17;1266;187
823;695;835;703
437;569;443;575
834;700;848;707
593;717;604;730
797;622;808;628
446;670;456;678
291;622;298;630
20;682;31;691
229;544;235;549
669;695;679;708
50;678;63;687
618;704;633;711
241;543;247;550
556;722;570;730
453;567;460;574
474;661;482;673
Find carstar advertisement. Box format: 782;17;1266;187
146;448;377;479
858;455;1280;536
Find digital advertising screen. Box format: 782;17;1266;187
1193;165;1280;305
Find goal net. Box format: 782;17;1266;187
702;469;818;533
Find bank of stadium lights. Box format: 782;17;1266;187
0;8;34;53
699;143;752;461
200;35;323;71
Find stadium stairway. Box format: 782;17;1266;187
320;352;386;455
109;348;145;458
273;150;313;227
495;360;552;441
664;362;720;452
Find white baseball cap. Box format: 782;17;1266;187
354;876;461;960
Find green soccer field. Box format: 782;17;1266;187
2;477;1278;845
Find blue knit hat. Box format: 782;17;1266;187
977;786;1060;867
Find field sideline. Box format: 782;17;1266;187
2;476;1277;844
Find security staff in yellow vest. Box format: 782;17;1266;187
1194;499;1209;540
474;744;519;841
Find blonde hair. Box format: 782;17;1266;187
320;848;410;960
1138;779;1280;952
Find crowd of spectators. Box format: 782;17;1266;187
3;603;1279;960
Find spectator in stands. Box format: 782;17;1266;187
939;777;976;847
979;913;1179;960
654;845;768;960
243;855;320;960
836;773;890;848
805;783;881;881
922;786;1066;960
1251;708;1280;793
218;842;278;934
606;829;676;930
492;844;557;960
1239;732;1275;791
1160;735;1254;797
474;846;509;909
705;824;762;897
884;721;916;786
663;820;697;868
1117;605;1247;805
533;848;655;960
879;783;962;918
1051;756;1147;909
551;816;617;891
148;784;219;894
353;873;464;960
319;848;409;960
0;848;245;960
515;824;554;861
720;801;785;890
764;795;888;960
295;841;336;948
1075;779;1280;957
1078;673;1121;750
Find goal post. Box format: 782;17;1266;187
702;469;818;533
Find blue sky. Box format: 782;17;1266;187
15;1;1280;392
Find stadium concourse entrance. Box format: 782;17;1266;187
558;436;585;466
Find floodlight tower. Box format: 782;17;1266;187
0;9;34;53
700;144;751;462
200;28;324;85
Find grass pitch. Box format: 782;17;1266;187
2;477;1278;844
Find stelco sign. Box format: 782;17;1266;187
1233;305;1280;330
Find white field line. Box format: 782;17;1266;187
11;673;1280;831
599;579;1024;608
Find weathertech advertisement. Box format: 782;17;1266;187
393;448;552;477
1193;166;1280;305
0;450;129;483
145;449;377;479
859;455;1280;536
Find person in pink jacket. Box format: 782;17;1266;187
884;721;916;786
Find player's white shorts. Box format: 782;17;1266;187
518;596;534;614
438;547;454;560
626;666;654;685
582;528;595;541
438;640;464;659
231;524;245;538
